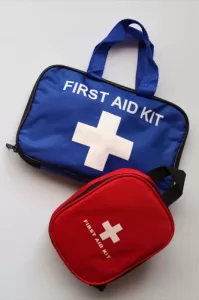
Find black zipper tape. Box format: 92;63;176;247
7;65;189;179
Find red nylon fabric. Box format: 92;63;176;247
49;168;174;286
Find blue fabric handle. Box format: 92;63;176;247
87;19;159;97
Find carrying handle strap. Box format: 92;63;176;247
147;167;186;206
87;19;159;97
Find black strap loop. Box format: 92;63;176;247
147;167;186;206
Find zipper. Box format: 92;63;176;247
7;64;189;175
52;177;110;219
50;172;161;222
6;143;17;152
49;172;170;289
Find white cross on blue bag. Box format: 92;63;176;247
6;19;189;193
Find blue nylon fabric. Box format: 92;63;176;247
18;66;187;192
87;19;158;97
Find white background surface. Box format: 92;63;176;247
0;0;198;299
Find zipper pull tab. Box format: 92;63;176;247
6;143;17;152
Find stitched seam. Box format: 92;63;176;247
49;174;174;285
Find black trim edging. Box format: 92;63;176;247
8;64;189;180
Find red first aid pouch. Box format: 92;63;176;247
49;167;185;290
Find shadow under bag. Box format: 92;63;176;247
7;19;189;192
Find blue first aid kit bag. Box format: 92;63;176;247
6;19;189;192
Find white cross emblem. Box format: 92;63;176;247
99;221;123;244
72;111;134;171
